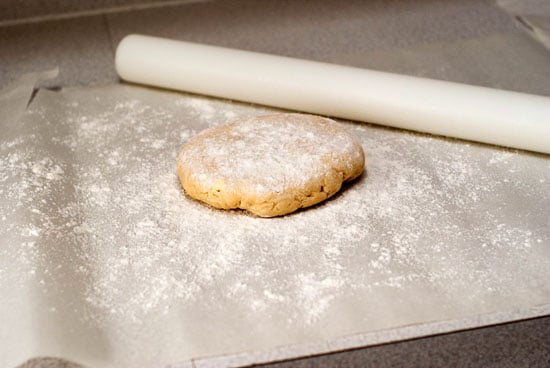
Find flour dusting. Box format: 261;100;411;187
178;113;364;200
1;86;549;332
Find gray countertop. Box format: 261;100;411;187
2;1;550;367
3;0;550;94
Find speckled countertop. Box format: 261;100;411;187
2;1;550;367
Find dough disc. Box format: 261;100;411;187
177;113;365;217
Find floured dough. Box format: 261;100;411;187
177;113;365;217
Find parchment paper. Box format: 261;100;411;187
1;80;549;368
0;69;58;129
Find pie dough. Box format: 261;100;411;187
177;113;365;217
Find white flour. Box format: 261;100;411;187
1;88;549;330
178;113;363;197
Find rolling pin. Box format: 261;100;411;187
115;34;550;154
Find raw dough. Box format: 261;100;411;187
177;113;365;217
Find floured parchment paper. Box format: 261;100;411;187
1;83;549;368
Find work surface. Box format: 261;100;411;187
1;81;550;367
1;0;550;367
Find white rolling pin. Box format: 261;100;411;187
115;34;550;154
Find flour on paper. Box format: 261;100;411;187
1;88;549;332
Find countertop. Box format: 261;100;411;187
2;1;550;367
